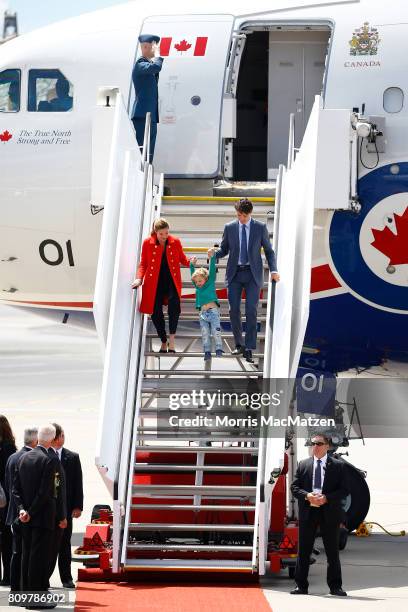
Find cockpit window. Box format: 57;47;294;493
28;69;73;112
0;69;20;113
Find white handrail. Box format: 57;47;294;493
287;113;295;170
142;112;151;168
119;165;164;569
256;163;284;575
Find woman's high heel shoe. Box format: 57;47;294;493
158;342;168;353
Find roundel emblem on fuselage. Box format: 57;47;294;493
329;163;408;313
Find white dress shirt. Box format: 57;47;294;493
312;453;327;491
238;219;251;265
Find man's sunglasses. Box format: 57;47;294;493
311;441;326;446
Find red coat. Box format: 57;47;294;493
136;234;190;314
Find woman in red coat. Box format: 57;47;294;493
132;218;193;352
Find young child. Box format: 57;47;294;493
190;255;223;361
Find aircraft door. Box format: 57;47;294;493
137;14;234;177
267;31;329;178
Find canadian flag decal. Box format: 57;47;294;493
371;206;408;266
160;37;208;57
0;130;12;142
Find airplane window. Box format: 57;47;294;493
28;69;73;112
383;87;404;113
0;69;20;113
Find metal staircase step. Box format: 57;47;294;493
142;369;263;377
144;352;264;358
128;523;254;532
180;296;269;301
161;211;271;218
127;543;253;552
135;445;258;453
172;315;267;321
131;504;256;511
171;229;272;235
138;436;258;444
145;333;266;339
134;464;258;473
181;282;268;288
162;195;275;204
132;484;256;496
123;558;254;571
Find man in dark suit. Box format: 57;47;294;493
290;434;349;596
49;424;83;589
210;199;280;363
47;426;67;589
12;425;59;608
131;34;163;162
5;427;38;593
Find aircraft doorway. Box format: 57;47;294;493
233;27;330;182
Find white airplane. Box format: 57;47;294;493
0;0;407;372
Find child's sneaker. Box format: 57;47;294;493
204;351;212;361
215;349;224;357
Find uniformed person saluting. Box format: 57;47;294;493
131;34;163;163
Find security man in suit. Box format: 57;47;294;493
209;198;280;363
49;424;83;589
131;34;163;162
290;434;349;597
5;427;38;593
12;425;60;604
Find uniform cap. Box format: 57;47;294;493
138;34;160;44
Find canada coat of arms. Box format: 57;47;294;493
349;22;380;56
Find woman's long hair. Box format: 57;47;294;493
0;415;16;445
151;217;169;236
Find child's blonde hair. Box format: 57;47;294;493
192;267;209;282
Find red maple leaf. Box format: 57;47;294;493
370;206;408;265
174;39;192;52
0;130;12;142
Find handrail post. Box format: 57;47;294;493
142;112;151;167
287;113;295;169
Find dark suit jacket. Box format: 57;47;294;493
131;56;163;123
215;219;277;287
12;446;57;530
5;446;31;526
291;455;349;524
60;448;83;515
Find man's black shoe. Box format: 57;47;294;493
330;588;347;597
290;587;308;595
232;346;244;355
244;349;254;363
62;581;75;589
